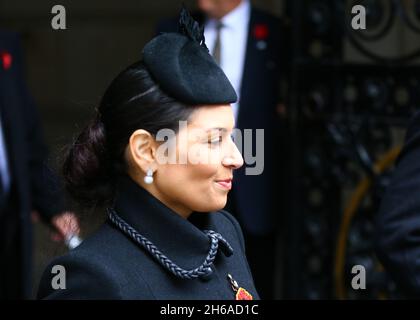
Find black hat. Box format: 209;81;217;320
142;7;237;105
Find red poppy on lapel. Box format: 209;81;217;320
235;287;253;300
0;50;12;70
253;23;269;40
227;273;254;300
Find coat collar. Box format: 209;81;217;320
112;175;223;270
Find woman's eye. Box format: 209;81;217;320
208;136;222;145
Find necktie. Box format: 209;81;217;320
212;21;224;65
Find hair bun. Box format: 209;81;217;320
63;117;114;206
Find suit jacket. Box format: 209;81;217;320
156;6;288;236
375;110;420;297
0;30;64;298
37;175;259;299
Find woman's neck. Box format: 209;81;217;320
128;173;193;219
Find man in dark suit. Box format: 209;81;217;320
0;30;79;299
157;0;289;299
375;110;420;298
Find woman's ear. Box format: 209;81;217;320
128;129;158;173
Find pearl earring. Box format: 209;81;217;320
144;168;154;184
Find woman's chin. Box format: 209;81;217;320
193;197;227;213
209;196;228;212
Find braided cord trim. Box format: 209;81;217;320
107;208;233;280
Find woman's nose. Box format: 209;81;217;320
222;142;244;169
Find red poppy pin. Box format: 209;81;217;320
253;24;269;40
0;50;12;70
253;24;269;50
227;274;253;300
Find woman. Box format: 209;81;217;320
37;8;259;300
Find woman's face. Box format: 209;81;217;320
153;104;243;217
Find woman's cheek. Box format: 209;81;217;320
184;146;220;192
185;143;208;165
208;146;224;166
193;163;219;182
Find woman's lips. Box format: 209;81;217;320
215;179;232;190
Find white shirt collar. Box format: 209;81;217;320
221;0;250;29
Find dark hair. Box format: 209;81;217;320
63;61;195;206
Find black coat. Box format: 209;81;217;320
0;30;63;298
157;6;288;236
37;176;259;300
375;110;420;297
